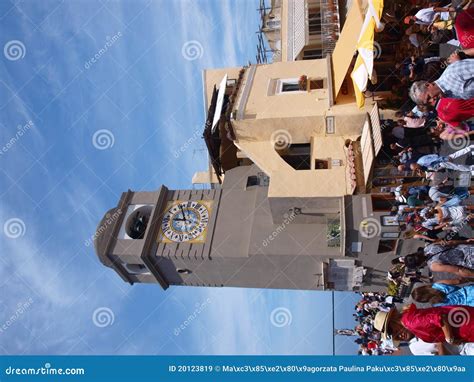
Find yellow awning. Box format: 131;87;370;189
350;0;384;108
331;0;364;98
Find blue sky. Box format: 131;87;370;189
0;0;359;355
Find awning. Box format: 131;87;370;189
203;86;223;181
211;74;228;133
360;104;382;185
351;0;384;108
360;118;374;185
369;103;383;155
331;0;364;97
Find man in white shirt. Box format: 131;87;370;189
404;6;454;26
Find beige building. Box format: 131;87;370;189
94;1;408;292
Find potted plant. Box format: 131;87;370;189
298;75;307;90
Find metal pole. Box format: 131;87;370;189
332;290;335;356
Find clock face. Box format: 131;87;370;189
159;200;211;243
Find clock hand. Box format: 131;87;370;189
179;205;188;221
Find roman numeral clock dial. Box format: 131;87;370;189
158;200;212;243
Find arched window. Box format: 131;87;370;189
125;205;153;239
124;263;150;275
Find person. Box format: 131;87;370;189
433;205;471;231
409;60;474;104
397;56;441;82
404;6;455;26
435;98;474;129
374;305;474;344
411;144;474;174
429;184;470;207
411;281;474;307
422;241;474;277
454;7;474;49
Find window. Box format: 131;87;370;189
276;78;304;94
246;176;259;187
327;218;341;247
309;79;324;89
124;263;150;275
303;49;323;60
377;240;397;254
371;194;396;212
246;173;270;188
281;82;300;92
315;160;329;169
308;10;322;36
125;205;153;239
276;143;311;170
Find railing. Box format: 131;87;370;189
320;0;340;56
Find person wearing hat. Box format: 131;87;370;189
374;305;474;345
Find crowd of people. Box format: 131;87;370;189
353;292;403;355
351;0;474;356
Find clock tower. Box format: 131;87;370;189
94;165;364;291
